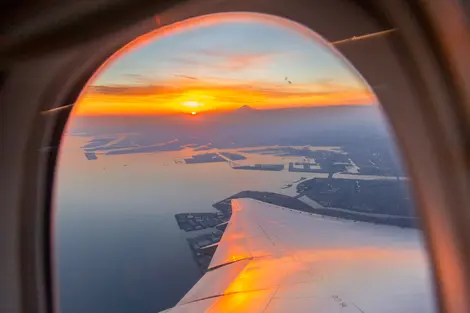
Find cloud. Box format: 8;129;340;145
87;82;323;99
124;73;153;84
220;53;273;71
87;85;178;96
196;49;277;71
79;78;376;116
173;74;199;80
168;49;280;73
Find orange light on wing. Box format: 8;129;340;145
209;289;276;312
223;256;306;294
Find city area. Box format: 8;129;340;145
176;174;416;273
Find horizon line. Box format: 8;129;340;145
71;103;377;117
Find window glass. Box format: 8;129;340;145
55;13;434;313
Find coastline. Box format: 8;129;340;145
212;190;418;229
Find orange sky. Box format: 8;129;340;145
75;80;375;116
73;13;377;116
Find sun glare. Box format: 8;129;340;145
191;111;197;115
71;12;378;117
183;101;202;108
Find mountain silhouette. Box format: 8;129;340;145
234;105;256;112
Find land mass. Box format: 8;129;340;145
177;178;418;273
211;179;417;229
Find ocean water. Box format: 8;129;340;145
54;135;435;313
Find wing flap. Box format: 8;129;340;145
177;259;250;305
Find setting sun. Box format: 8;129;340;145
180;100;205;115
72;13;376;117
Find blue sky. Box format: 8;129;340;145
95;20;364;88
78;16;374;115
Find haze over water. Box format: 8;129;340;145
55;108;435;313
55;13;435;313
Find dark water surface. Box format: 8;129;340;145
55;131;434;313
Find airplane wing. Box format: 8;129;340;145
163;198;434;313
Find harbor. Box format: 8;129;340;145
175;212;229;232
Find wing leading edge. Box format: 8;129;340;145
162;198;434;313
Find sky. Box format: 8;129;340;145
75;14;376;116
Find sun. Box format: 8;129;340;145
182;100;203;115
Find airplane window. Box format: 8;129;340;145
54;13;435;313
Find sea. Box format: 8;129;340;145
54;134;436;313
